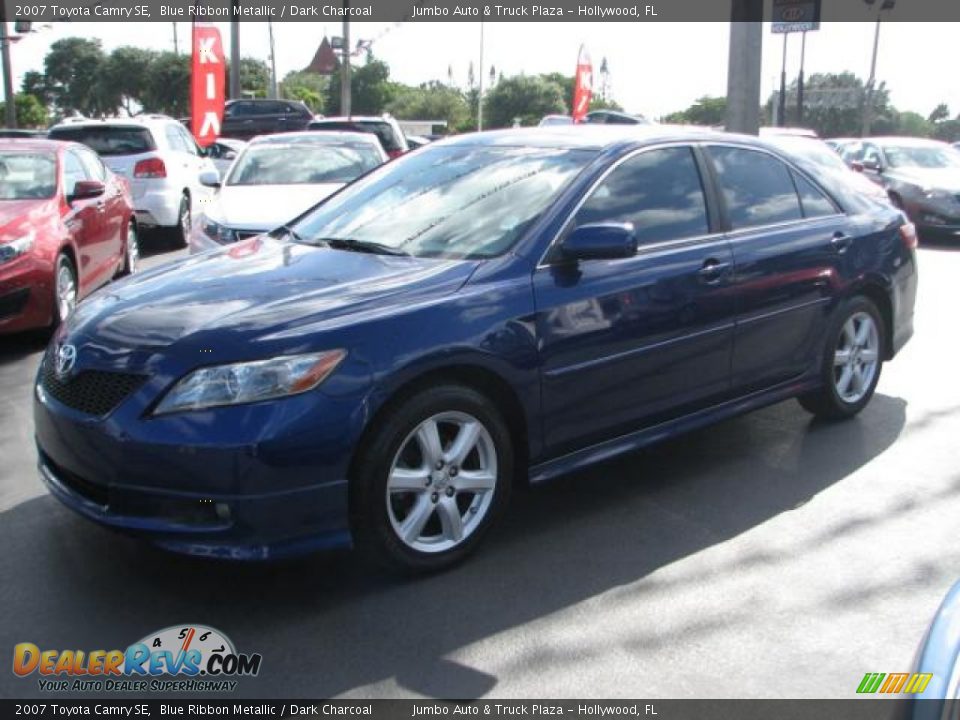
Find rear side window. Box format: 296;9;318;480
575;146;710;245
707;146;802;229
49;126;156;157
792;171;837;218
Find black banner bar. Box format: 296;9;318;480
3;0;960;23
0;699;945;719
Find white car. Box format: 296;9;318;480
47;115;217;247
189;131;388;254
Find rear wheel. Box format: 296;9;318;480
798;296;884;420
118;220;139;277
351;384;513;575
170;194;190;248
53;253;77;326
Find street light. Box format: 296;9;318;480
860;0;896;137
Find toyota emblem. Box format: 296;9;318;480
55;344;77;379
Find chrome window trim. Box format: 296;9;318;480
536;141;716;268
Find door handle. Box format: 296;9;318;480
95;200;106;212
698;258;730;283
831;231;852;253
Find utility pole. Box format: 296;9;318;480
477;22;484;131
0;3;15;129
861;12;882;137
267;21;278;98
724;4;763;135
778;33;788;127
229;11;240;99
173;22;179;54
797;31;806;124
340;0;351;117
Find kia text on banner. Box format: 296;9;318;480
191;23;226;146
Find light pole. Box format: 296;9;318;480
0;7;15;128
778;32;788;127
477;22;484;131
860;0;895;137
340;4;351;117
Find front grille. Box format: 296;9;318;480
41;358;146;417
0;287;29;320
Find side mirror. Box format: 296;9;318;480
560;223;637;261
862;159;881;172
222;150;237;161
850;161;865;173
70;180;105;201
199;170;221;188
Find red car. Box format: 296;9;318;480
0;139;137;334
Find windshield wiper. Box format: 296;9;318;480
320;238;410;257
273;224;305;244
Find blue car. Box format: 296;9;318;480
34;126;918;573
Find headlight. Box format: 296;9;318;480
197;215;237;245
0;232;35;264
154;350;346;415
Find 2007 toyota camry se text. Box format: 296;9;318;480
33;125;917;573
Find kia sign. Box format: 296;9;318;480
191;23;226;146
572;45;592;123
771;0;821;33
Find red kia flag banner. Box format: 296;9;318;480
191;22;226;147
572;45;593;123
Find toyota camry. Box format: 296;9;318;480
34;126;917;573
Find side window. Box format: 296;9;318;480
176;125;200;156
164;125;188;153
791;171;837;218
76;147;106;181
707;146;802;229
62;150;89;193
575;146;710;246
862;144;882;168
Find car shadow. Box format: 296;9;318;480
0;394;908;700
919;233;960;252
0;331;46;366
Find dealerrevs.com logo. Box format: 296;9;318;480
13;625;262;693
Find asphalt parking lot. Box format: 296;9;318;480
1;236;958;700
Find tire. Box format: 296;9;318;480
117;220;139;277
52;253;78;327
798;296;884;420
170;194;190;249
350;384;514;575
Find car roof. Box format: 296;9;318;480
436;124;751;152
248;130;382;146
0;138;69;152
312;116;396;125
867;136;953;147
49;115;175;130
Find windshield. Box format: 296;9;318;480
227;142;384;186
883;145;960;170
290;145;592;260
48;126;155;156
0;152;56;199
309;121;402;152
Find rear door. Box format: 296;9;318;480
533;144;736;454
704;144;849;393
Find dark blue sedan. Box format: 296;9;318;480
34;126;918;572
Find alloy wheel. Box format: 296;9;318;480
56;261;77;320
833;311;880;404
386;411;498;554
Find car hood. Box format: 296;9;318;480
204;184;345;231
0;199;56;239
888;167;960;193
66;236;479;350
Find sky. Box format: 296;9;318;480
6;21;958;121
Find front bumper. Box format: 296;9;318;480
32;354;367;559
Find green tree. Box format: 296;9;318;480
0;93;48;127
280;71;327;113
894;111;932;137
928;103;950;125
483;74;567;128
238;57;271;98
665;96;727;126
386;81;469;131
140;52;190;117
21;71;52;107
767;72;893;137
326;56;398;115
102;46;159;115
43;37;114;116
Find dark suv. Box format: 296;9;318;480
220;99;313;140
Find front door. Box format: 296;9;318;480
533;145;737;455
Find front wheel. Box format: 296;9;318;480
53;253;78;326
798;296;884;420
118;220;139;277
170;195;190;249
350;385;513;575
